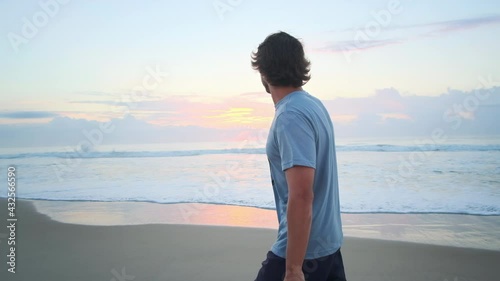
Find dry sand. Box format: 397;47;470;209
0;199;499;281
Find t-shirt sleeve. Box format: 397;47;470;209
275;111;316;171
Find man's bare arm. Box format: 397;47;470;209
285;165;315;278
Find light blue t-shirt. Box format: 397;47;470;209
266;90;343;259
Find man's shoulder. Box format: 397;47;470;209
278;91;311;109
278;92;326;118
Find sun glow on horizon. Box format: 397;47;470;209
203;107;272;128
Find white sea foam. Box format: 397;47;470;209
1;140;499;215
0;144;499;159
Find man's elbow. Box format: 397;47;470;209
289;189;314;206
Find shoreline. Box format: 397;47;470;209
0;199;499;281
27;198;500;251
11;197;500;216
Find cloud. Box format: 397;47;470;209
323;87;500;137
1;87;498;147
0;111;58;119
67;92;275;128
390;14;500;34
319;15;500;53
70;100;130;107
316;38;403;53
0;115;261;148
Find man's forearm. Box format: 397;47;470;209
286;194;313;274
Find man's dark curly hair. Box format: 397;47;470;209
251;31;311;88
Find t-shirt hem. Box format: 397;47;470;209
282;160;316;171
271;244;342;260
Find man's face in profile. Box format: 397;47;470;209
261;76;271;94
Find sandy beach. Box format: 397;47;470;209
0;199;499;281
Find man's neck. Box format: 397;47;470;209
270;86;303;105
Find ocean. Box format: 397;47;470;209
1;136;499;215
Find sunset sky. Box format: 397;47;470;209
1;0;499;145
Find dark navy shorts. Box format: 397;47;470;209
254;248;347;281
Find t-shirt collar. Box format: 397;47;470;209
275;90;306;109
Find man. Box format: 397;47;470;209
251;32;347;281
